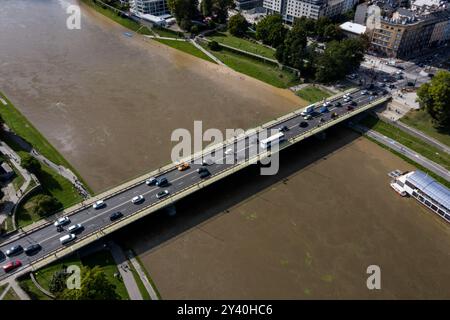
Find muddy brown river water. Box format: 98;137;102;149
0;0;303;192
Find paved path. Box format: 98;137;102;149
191;38;226;66
0;283;10;300
351;123;450;182
1;125;89;199
108;241;142;300
9;279;30;300
127;250;159;300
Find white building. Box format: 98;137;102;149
391;170;450;223
263;0;358;23
129;0;168;16
339;21;366;37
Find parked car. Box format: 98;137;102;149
131;195;144;204
156;177;168;187
6;245;23;257
145;177;157;186
92;200;105;210
156;190;170;199
24;244;41;255
177;162;190;171
54;216;70;227
3;260;22;272
110;211;123;221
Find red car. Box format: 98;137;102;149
3;260;22;272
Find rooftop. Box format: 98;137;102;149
406;170;450;209
340;22;367;35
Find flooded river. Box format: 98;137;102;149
0;0;303;192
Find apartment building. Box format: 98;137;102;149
129;0;168;16
263;0;358;23
370;7;450;58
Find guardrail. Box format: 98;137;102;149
18;94;390;276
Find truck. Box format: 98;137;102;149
300;104;315;116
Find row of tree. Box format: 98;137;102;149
167;0;234;32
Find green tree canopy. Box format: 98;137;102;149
228;14;249;37
255;14;287;48
167;0;199;29
417;70;450;130
33;194;60;217
59;266;119;300
21;154;41;174
315;38;365;83
201;0;214;17
275;19;308;70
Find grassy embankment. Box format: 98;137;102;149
154;39;216;64
207;32;276;59
359;115;450;189
19;249;129;300
202;43;298;88
401;109;450;147
0;92;87;227
1;288;20;300
295;86;332;103
81;0;152;35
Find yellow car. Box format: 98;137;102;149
177;162;190;171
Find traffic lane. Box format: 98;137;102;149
0;89;387;276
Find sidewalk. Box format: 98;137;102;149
127;250;159;300
108;241;142;300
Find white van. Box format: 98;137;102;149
60;234;76;245
300;105;315;116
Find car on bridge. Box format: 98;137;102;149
24;244;41;256
299;121;308;128
54;216;70;227
92;200;106;209
110;211;123;221
278;125;289;132
319;106;329;113
202;158;214;166
3;260;21;273
68;224;83;234
156;177;169;187
146;177;157;186
199;169;211;179
177;163;190;171
156;190;170;199
6;245;23;257
303;114;313;120
131;195;144;204
60;234;76;245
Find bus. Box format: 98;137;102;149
260;132;285;149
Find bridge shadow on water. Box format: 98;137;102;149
113;124;363;256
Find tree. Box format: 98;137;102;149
276;19;308;70
211;0;234;24
208;40;220;51
315;16;332;40
50;270;69;296
59;266;120;300
21;154;41;174
228;14;248;37
315;38;365;83
201;0;214;17
255;14;287;48
323;24;343;42
33;194;60;217
167;0;199;30
293;17;316;37
416;70;450;130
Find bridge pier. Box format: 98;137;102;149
165;204;177;216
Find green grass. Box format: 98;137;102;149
81;0;152;35
134;254;161;299
364;135;450;189
401;109;450;148
24;249;129;300
295;86;332;103
0;284;8;296
19;277;51;300
128;261;151;300
204;46;299;88
360;115;450;171
1;288;20;300
16;162;83;228
10;164;25;191
153;28;184;39
207;32;276;59
0;92;93;195
155;39;216;64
